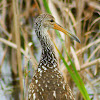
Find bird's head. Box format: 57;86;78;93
34;13;80;43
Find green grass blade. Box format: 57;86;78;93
42;0;51;14
54;31;90;100
65;47;90;100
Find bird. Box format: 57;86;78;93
28;13;80;100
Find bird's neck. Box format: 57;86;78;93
36;28;58;68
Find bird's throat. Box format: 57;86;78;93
36;28;58;68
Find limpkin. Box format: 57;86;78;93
28;13;80;100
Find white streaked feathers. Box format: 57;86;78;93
53;91;56;98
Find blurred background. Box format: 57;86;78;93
0;0;100;100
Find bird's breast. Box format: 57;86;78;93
28;67;69;100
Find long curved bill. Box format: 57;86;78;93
53;23;81;43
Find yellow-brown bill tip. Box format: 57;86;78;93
53;23;81;43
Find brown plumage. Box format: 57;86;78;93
28;13;80;100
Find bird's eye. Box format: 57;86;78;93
50;19;54;22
